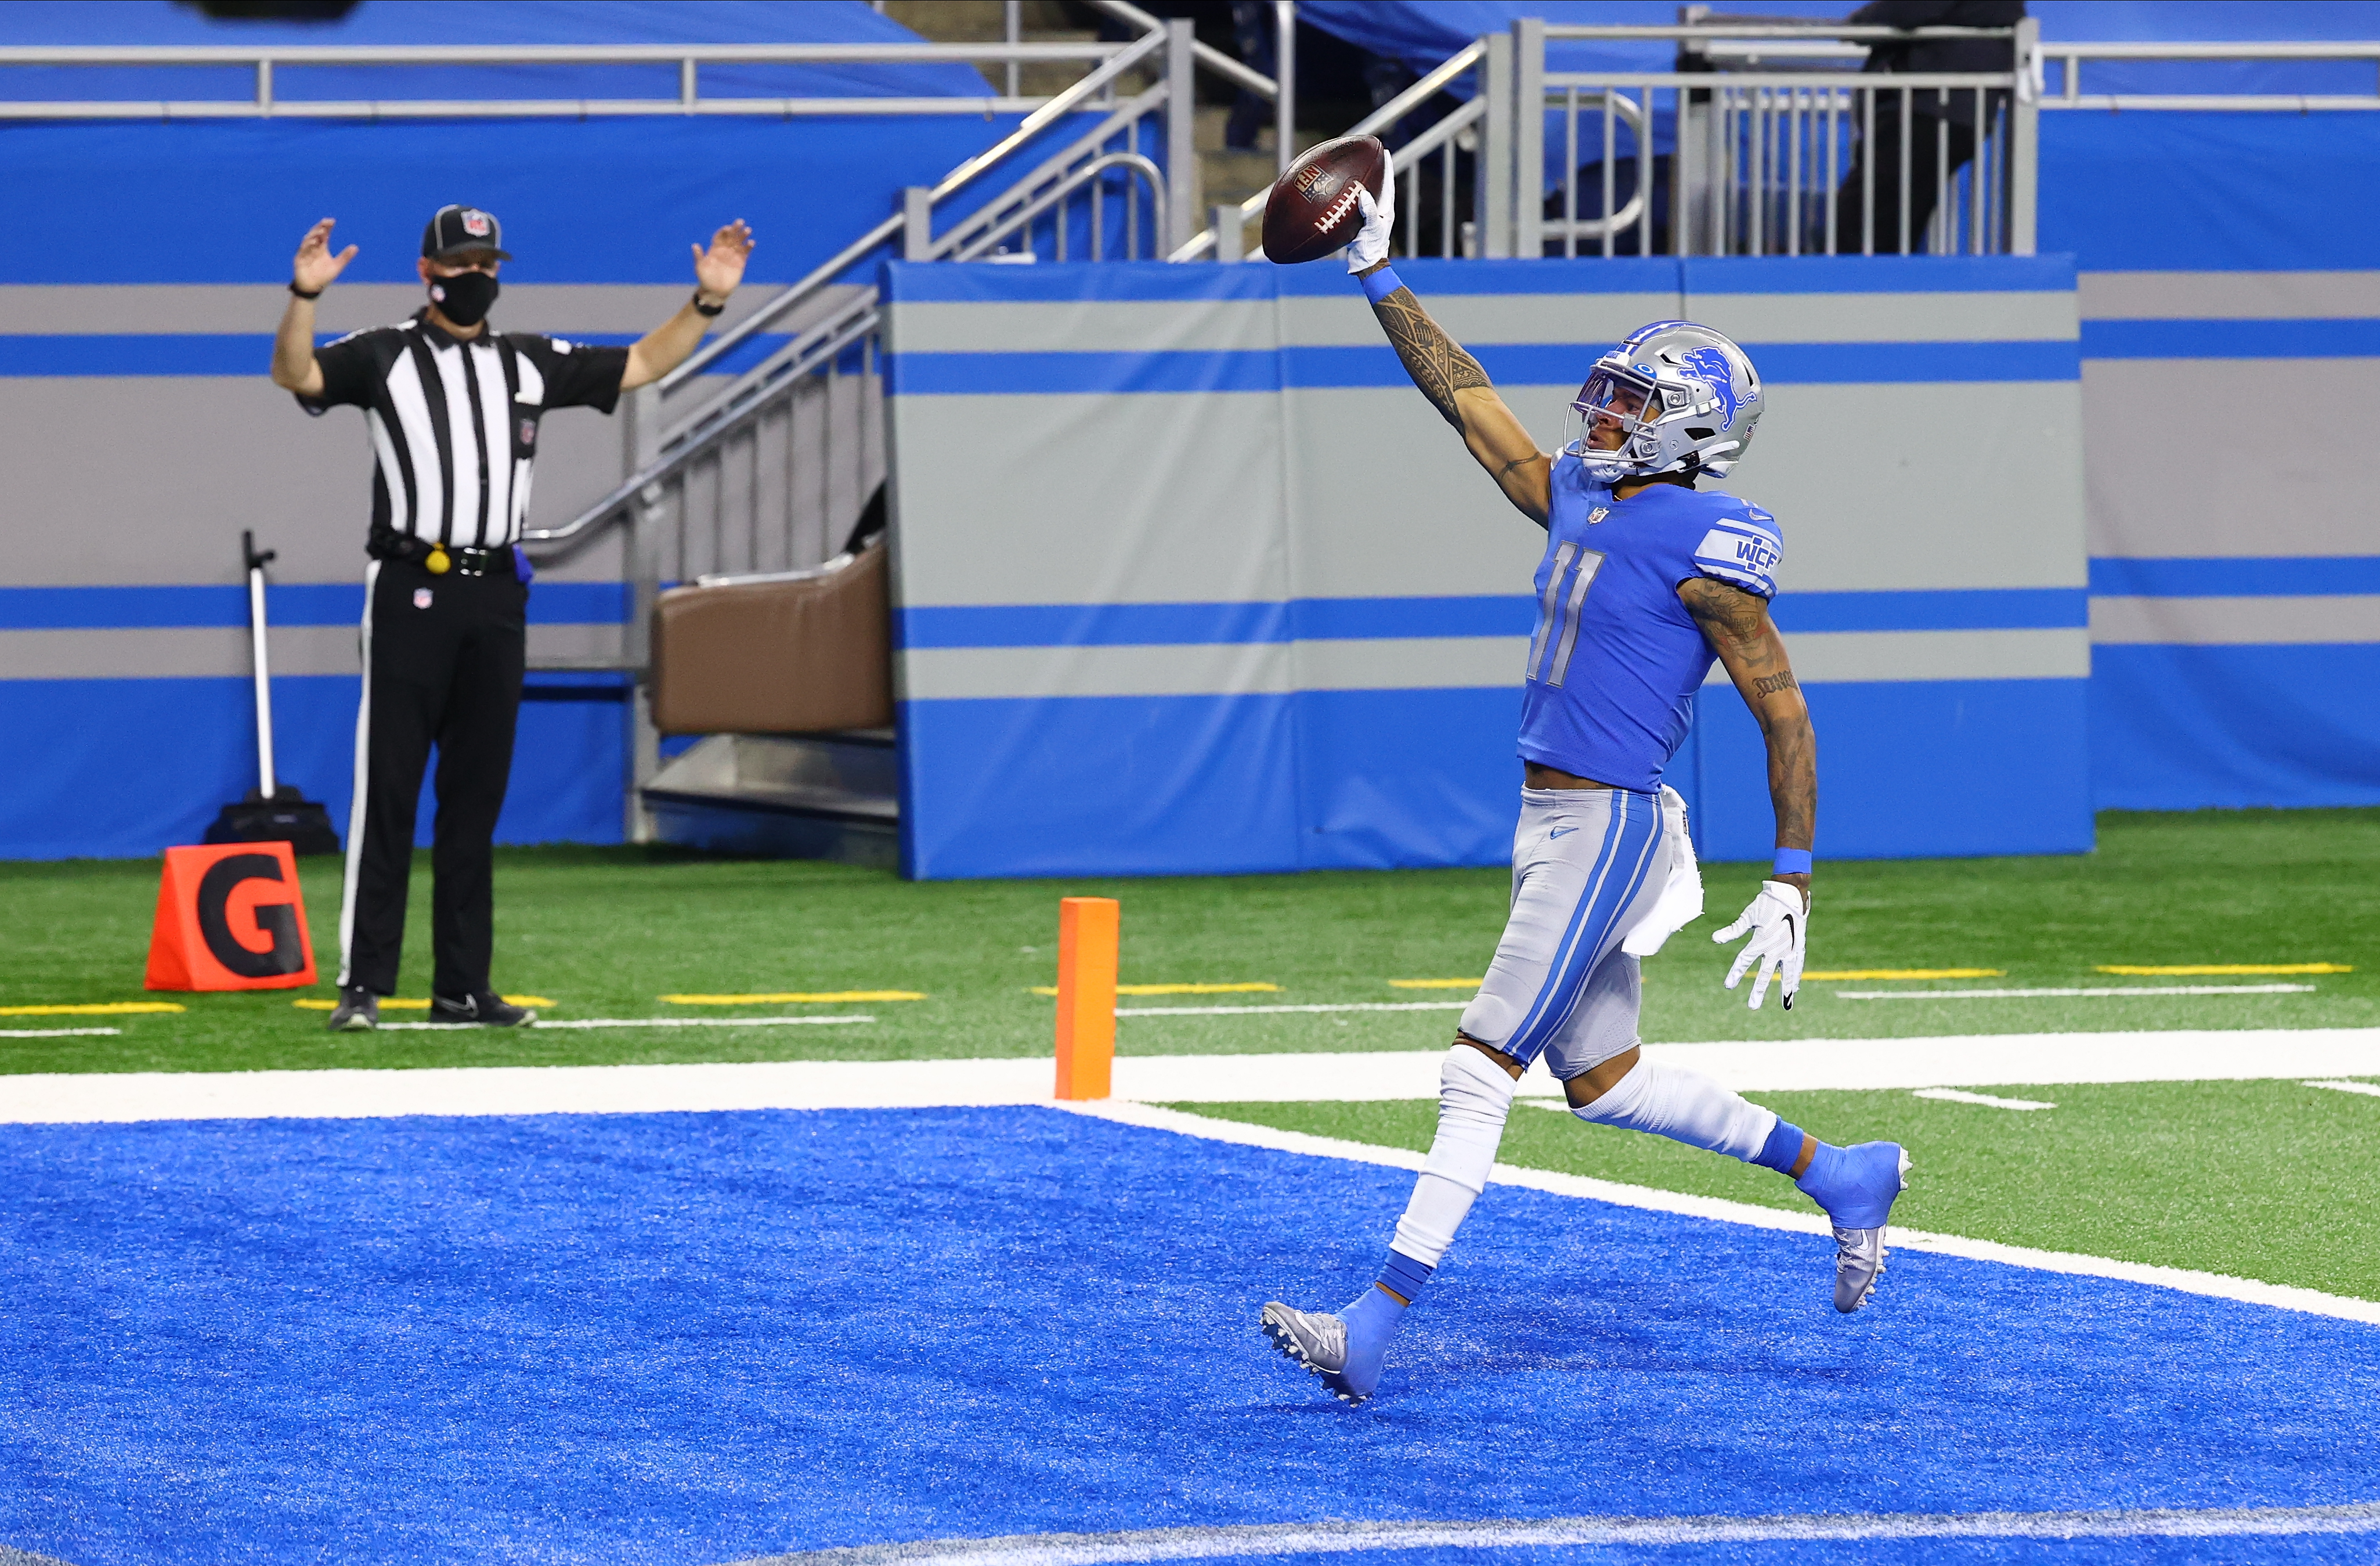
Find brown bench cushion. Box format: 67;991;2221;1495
649;539;892;735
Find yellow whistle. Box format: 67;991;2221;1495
425;546;452;575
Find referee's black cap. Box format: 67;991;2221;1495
422;204;514;261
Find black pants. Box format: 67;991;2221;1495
1832;108;1978;256
340;559;526;997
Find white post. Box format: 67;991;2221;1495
1212;203;1244;261
1512;18;1544;261
622;384;663;844
248;561;276;798
1478;31;1514;258
904;186;935;261
1166;18;1198;253
1004;0;1020;100
2009;15;2039;255
1274;0;1296;175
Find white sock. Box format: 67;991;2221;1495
1569;1059;1776;1162
1389;1045;1518;1266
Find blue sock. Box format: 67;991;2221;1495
1375;1249;1435;1306
1754;1116;1810;1175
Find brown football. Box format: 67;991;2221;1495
1261;135;1388;265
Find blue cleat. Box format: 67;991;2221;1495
1796;1141;1912;1312
1259;1286;1404;1403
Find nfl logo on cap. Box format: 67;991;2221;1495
463;210;492;236
422;203;512;261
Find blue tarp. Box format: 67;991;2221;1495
0;1;1132;286
0;1;990;103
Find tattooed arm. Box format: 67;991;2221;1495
1357;260;1552;525
1678;576;1816;907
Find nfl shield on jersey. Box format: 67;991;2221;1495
1515;454;1785;791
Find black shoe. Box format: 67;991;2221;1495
326;986;378;1032
428;992;537;1027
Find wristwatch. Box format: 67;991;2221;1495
691;291;727;317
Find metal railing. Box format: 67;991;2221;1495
493;20;1235;837
2036;39;2380;112
0;39;1158;120
1507;20;2038;259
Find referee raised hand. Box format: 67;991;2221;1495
271;204;754;1031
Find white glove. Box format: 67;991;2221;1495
1713;879;1808;1011
1345;146;1397;273
1621;786;1703;957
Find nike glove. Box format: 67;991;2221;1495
1621;785;1704;957
1713;879;1808;1011
1345;148;1397;273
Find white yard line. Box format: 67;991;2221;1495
2307;1078;2380;1099
1910;1087;2057;1110
1062;1100;2380;1328
727;1500;2380;1565
0;1027;120;1039
6;1029;2380;1124
1837;984;2316;1000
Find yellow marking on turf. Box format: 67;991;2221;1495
2097;964;2352;976
1805;969;2005;982
663;991;926;1005
292;995;555;1011
1029;983;1280;998
0;1002;185;1016
1389;979;1483;990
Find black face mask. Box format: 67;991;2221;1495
427;269;500;327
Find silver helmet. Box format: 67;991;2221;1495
1565;320;1763;483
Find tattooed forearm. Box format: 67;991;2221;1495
1373;286;1492;429
1752;670;1798;698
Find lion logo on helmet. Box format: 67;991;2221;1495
1678;345;1746;431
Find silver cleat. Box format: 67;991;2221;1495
1258;1301;1366;1403
1830;1145;1911;1312
1832;1225;1889;1312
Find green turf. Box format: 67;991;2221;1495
1171;1078;2380;1303
3;806;2377;1076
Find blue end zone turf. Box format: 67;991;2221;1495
2;1108;2375;1564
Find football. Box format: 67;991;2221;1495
1261;135;1388;265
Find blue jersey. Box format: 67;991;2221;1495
1515;454;1783;791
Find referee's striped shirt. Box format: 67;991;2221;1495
298;310;629;550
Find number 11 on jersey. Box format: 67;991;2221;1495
1526;543;1606;687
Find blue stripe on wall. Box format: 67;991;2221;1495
0;582;629;629
2079;319;2380;360
1775;587;2087;633
885;340;2079;396
897;587;2082;650
2088;556;2380;597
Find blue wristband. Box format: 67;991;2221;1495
1772;848;1812;876
1359;265;1403;305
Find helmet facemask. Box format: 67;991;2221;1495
1565;367;1662;483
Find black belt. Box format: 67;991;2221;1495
371;536;516;578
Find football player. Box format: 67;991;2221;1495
1261;168;1910;1405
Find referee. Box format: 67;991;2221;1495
270;204;754;1031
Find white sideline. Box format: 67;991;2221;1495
1062;1100;2380;1329
5;1027;2380;1124
726;1500;2380;1565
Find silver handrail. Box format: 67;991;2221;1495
1170;37;1487;261
523;297;882;547
0;39;1144;120
949;151;1166;261
1085;0;1279;100
660;28;1167;392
